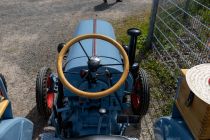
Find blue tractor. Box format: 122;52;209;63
36;19;150;139
0;74;33;140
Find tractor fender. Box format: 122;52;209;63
0;117;33;140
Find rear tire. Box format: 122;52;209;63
131;68;150;116
0;73;7;92
36;67;52;118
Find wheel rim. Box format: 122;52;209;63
46;74;54;109
46;92;54;109
131;93;141;109
131;80;142;109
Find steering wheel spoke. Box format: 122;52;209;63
64;71;80;75
78;41;90;61
57;34;129;99
100;63;124;67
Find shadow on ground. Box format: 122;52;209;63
94;2;117;11
25;106;47;139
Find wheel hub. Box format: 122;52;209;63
131;93;141;109
46;75;54;109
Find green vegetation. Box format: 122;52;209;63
188;0;210;24
111;11;177;116
111;0;209;117
188;0;210;44
141;58;176;116
112;13;150;55
142;59;177;90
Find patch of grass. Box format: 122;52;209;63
141;59;177;91
142;58;176;116
112;11;177;116
112;12;150;54
161;99;174;116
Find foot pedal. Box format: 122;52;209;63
117;115;140;124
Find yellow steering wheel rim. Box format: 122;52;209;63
57;34;129;99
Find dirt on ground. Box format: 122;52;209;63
0;0;152;139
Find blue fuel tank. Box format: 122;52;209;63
65;19;122;71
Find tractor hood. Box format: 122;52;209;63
64;19;123;72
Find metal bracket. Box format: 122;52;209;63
185;91;194;107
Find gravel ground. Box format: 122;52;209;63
0;0;152;139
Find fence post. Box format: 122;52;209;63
146;0;160;49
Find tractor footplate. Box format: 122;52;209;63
40;132;138;140
40;132;61;140
117;115;140;124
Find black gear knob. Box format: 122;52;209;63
127;28;141;37
57;43;65;53
127;28;141;66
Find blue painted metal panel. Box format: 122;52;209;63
154;104;194;140
64;19;122;72
0;117;33;140
154;117;194;140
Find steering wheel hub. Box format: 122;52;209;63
88;56;101;72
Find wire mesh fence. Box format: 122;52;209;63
149;0;210;77
139;1;209;138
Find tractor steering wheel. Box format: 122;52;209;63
57;34;129;99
